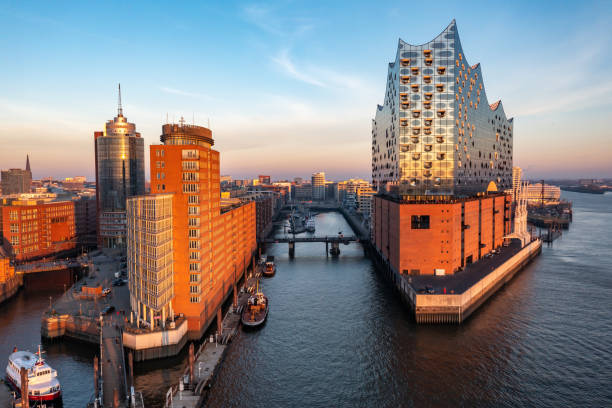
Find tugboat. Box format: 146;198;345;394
6;345;62;404
241;281;269;328
262;256;276;277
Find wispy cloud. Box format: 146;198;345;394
271;50;325;87
242;4;315;38
159;87;212;100
271;49;373;92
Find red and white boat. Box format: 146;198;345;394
6;345;62;403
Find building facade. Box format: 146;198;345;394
0;199;76;262
1;156;32;196
311;172;326;201
127;122;256;337
372;20;513;196
371;21;515;276
95;87;145;248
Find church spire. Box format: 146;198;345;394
117;83;123;117
26;154;31;173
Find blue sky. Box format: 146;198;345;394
1;0;611;181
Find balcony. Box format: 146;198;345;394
437;153;446;160
400;92;409;101
411;136;420;144
400;58;410;66
412;153;421;160
424;127;432;135
424;170;432;177
424;92;433;101
424;118;433;126
401;102;410;109
436;84;444;92
424;144;433;152
424;161;433;169
411;67;419;75
436;136;444;143
400;119;408;127
425;58;433;66
423;75;432;84
437;67;446;75
401;76;411;84
412;127;421;135
400;144;410;152
437;110;446;118
411;84;419;92
423;101;432;109
423;49;432;58
412;110;421;118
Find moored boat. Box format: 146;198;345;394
241;282;269;328
262;256;276;277
305;217;315;233
6;345;62;403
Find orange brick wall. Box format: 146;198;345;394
373;194;511;275
0;201;76;261
150;140;256;336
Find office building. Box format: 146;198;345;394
258;175;271;185
1;156;32;195
127;121;256;337
371;20;513;196
94;85;145;248
312;172;326;201
0;198;76;262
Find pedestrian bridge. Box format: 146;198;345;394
262;235;360;257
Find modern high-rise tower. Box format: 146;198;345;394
372;20;513;196
311;172;326;201
94;85;145;248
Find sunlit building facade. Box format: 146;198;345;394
311;172;326;201
372;20;513;196
94;87;145;248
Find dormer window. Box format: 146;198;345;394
423;49;432;58
437;67;446;75
423;75;432;84
400;58;410;67
437;110;446;118
425;58;433;66
436;84;444;92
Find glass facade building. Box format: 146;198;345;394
95;97;145;248
372;20;513;196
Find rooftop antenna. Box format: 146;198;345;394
117;83;123;116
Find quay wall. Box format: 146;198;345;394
369;239;542;323
124;319;189;361
0;275;22;305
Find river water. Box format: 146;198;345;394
1;191;611;407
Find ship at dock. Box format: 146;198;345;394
5;345;62;404
262;256;276;277
241;282;269;328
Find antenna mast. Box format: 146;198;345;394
118;83;123;116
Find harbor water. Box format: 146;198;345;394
1;191;611;407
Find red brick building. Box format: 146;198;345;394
373;193;511;276
0;199;76;262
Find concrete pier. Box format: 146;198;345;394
371;238;542;323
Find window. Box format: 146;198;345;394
182;149;199;159
10;224;19;233
188;195;200;204
411;215;430;229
